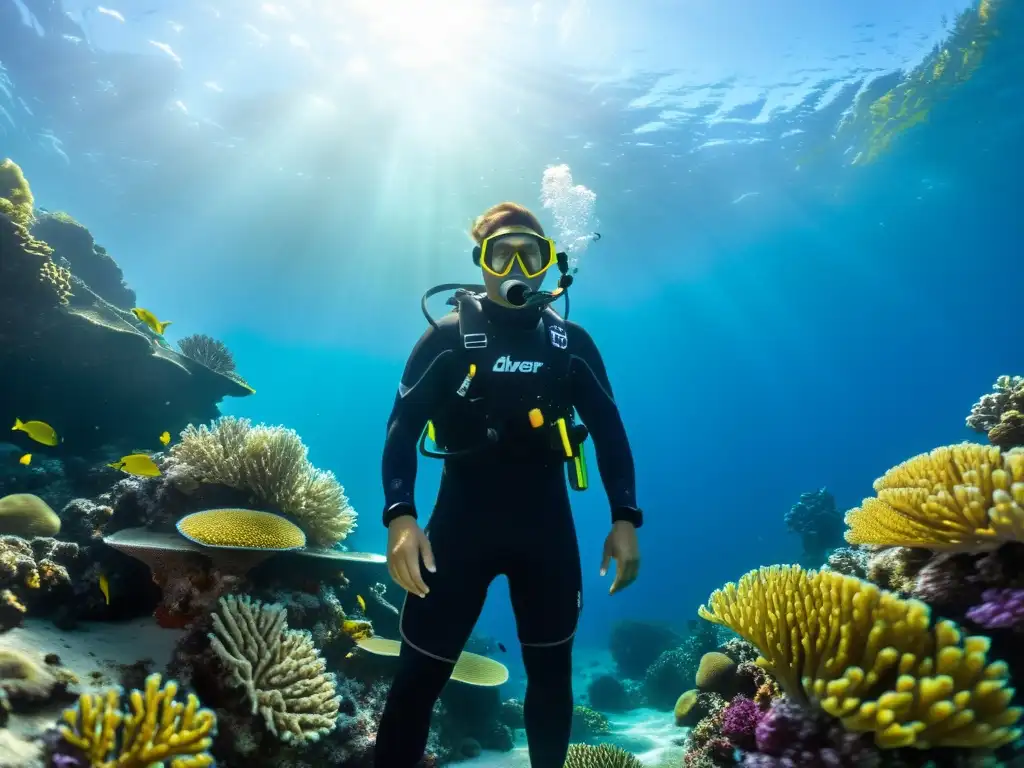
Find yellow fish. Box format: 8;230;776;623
345;651;356;660
108;453;162;477
159;431;171;446
12;418;59;446
131;307;172;335
356;594;366;613
98;573;111;605
18;454;31;466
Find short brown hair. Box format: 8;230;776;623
470;202;545;244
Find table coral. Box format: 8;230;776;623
844;443;1024;552
698;565;1022;749
58;673;216;768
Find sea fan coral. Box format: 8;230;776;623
208;594;341;744
178;334;237;375
170;416;355;546
844;443;1024;552
698;564;1022;749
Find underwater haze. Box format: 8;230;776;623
2;0;1024;765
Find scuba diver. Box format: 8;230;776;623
375;202;642;768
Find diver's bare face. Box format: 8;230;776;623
482;233;548;309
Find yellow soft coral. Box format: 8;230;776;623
698;565;1022;749
844;443;1024;551
59;673;216;768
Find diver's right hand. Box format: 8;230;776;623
387;515;436;598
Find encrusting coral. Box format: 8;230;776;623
698;564;1022;749
844;443;1024;552
58;673;216;768
208;593;341;744
169;416;356;547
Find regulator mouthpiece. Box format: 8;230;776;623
500;280;530;307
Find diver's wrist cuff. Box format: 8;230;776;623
611;506;643;528
383;502;417;528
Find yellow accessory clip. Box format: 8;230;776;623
555;418;573;458
528;408;545;429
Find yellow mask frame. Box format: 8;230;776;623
476;226;558;279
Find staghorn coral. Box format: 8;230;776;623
966;375;1024;434
58;673;216;768
177;334;237;375
845;443;1024;552
564;743;644;767
698;564;1022;749
208;594;341;744
966;588;1024;631
170;416;355;547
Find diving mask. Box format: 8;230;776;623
475;226;558;279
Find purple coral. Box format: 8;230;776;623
967;588;1024;630
721;696;762;750
741;697;879;768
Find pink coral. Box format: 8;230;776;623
721;696;762;751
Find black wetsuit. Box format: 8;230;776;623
374;294;640;768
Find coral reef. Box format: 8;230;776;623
570;704;610;740
967;375;1024;448
695;651;737;696
55;673;216;767
0;536;80;616
740;696;878;767
609;619;683;679
699;565;1022;748
785;487;843;563
169;416;356;547
0;648;75;710
844;443;1024;552
208;594;341;744
643;623;719;711
31;210;135;309
824;545;869;578
586;673;633;712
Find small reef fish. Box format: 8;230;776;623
345;650;356;660
108;453;162;477
159;431;171;446
131;307;172;335
18;454;31;466
356;594;366;613
12;418;59;446
98;573;111;605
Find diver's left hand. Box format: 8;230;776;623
600;521;640;595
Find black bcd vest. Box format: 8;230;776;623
431;293;573;460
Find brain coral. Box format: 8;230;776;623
845;443;1024;552
176;509;305;550
0;494;61;537
698;564;1022;749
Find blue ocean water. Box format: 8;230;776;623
2;0;1022;730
